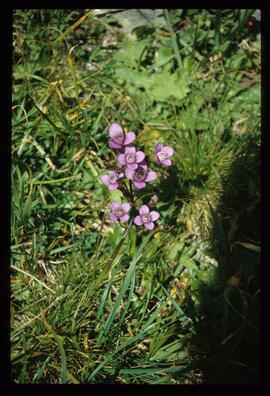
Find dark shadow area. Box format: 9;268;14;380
183;136;261;383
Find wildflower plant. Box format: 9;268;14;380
100;123;174;230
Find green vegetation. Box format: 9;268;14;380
11;9;260;384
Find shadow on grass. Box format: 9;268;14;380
183;137;261;384
155;166;200;234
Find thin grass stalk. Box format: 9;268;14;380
164;9;182;69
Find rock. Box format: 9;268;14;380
93;9;165;35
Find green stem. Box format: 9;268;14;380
164;9;182;69
129;180;134;204
120;179;133;203
93;220;132;288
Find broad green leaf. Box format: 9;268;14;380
115;67;153;89
114;39;147;68
180;255;198;270
127;226;137;255
110;189;123;202
149;69;190;101
151;47;174;69
168;241;185;260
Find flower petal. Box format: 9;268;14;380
154;154;160;164
144;221;154;230
134;215;143;226
109;123;123;140
124;132;136;145
136;151;145;163
134;181;146;189
121;203;131;212
109;140;122;149
111;202;120;211
118;172;124;179
108;183;118;191
140;205;149;216
140;161;148;168
150;211;160;221
127;162;138;170
145;171;157;182
125;168;135;180
109;212;118;221
125;146;136;154
100;175;109;185
163;146;174;157
117;153;126;165
155;142;163;153
120;214;129;222
161;159;172;167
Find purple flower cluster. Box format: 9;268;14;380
100;122;174;230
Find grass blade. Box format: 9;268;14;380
97;231;154;344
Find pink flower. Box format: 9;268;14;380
117;146;145;170
109;202;131;222
125;163;157;190
100;171;124;191
108;123;136;149
154;143;174;166
134;205;160;230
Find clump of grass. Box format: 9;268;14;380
12;9;260;383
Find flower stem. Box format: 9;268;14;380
120;179;134;204
104;221;131;270
129;180;134;204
